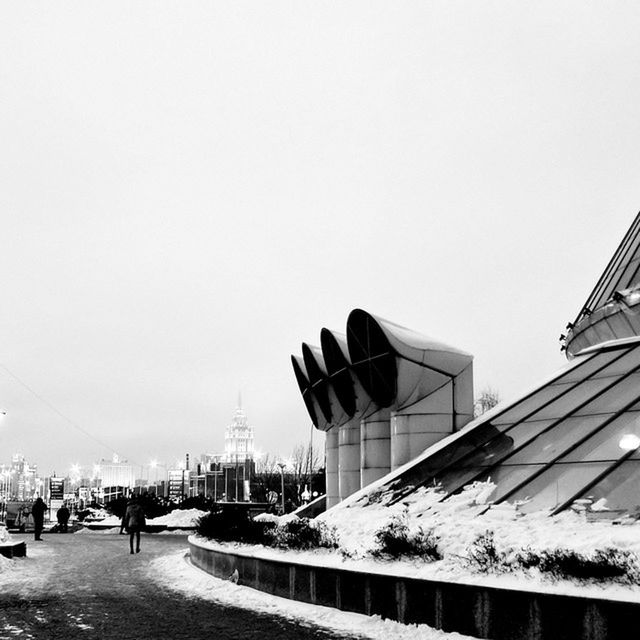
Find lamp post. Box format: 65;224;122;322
277;462;286;514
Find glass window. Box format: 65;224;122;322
560;350;620;383
593;318;617;343
532;377;619;420
506;415;611;465
564;412;640;462
436;420;553;480
584;460;640;516
591;345;640;378
474;464;547;502
574;372;640;416
502;462;610;514
493;383;576;425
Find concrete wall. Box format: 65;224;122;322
189;537;640;640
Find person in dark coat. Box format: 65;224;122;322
56;505;71;533
31;497;47;541
120;497;146;554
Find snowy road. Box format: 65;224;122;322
0;532;364;640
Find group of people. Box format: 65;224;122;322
23;496;146;554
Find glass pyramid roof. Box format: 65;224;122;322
381;337;640;517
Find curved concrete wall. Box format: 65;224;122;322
189;537;638;640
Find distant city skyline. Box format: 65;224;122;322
3;3;640;476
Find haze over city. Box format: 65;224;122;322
3;2;640;476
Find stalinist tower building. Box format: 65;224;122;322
223;399;255;463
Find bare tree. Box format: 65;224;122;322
474;387;501;417
290;443;322;500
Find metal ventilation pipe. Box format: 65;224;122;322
320;329;366;504
292;352;339;507
302;343;353;509
347;308;474;474
346;313;394;487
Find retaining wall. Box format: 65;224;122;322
189;537;640;640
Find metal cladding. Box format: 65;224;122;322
346;308;474;472
292;309;475;506
290;354;318;428
346;308;473;410
302;343;354;430
301;341;351;508
564;211;640;357
319;329;356;417
319;329;369;501
301;344;333;426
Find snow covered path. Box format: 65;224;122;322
0;533;475;640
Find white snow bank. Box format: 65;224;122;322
148;509;205;527
150;549;474;640
75;526;122;535
188;480;640;602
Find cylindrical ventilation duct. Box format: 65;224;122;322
320;329;363;504
302;343;353;509
346;312;395;487
292;352;339;507
347;308;474;473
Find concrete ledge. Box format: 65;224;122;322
0;541;26;558
188;537;640;640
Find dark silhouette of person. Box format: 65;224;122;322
120;497;146;554
56;505;71;533
31;497;47;541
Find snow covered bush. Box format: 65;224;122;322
196;505;275;544
372;512;441;560
466;530;507;572
267;517;338;550
516;547;640;583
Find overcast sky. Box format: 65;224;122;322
2;2;640;477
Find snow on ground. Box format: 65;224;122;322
75;526;122;535
150;549;475;640
149;508;205;527
85;508;205;528
195;481;640;602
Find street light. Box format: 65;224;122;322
277;462;286;514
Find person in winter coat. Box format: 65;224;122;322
31;497;47;541
120;497;146;554
56;505;71;533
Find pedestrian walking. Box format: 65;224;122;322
120;496;146;554
31;497;47;541
56;504;71;533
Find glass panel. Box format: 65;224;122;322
474;464;546;501
574;372;640;416
560;350;619;383
564;412;640;462
591;345;640;378
585;461;640;517
532;377;619;420
436;420;554;479
594;318;616;343
493;383;576;425
383;421;508;491
503;462;610;514
506;415;611;465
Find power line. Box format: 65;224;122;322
0;363;117;457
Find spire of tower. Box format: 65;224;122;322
237;390;242;409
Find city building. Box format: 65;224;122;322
195;402;256;502
95;454;135;503
294;210;640;518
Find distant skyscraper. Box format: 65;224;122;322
223;399;254;463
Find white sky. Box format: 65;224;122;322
2;2;640;476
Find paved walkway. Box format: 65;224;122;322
0;533;358;640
